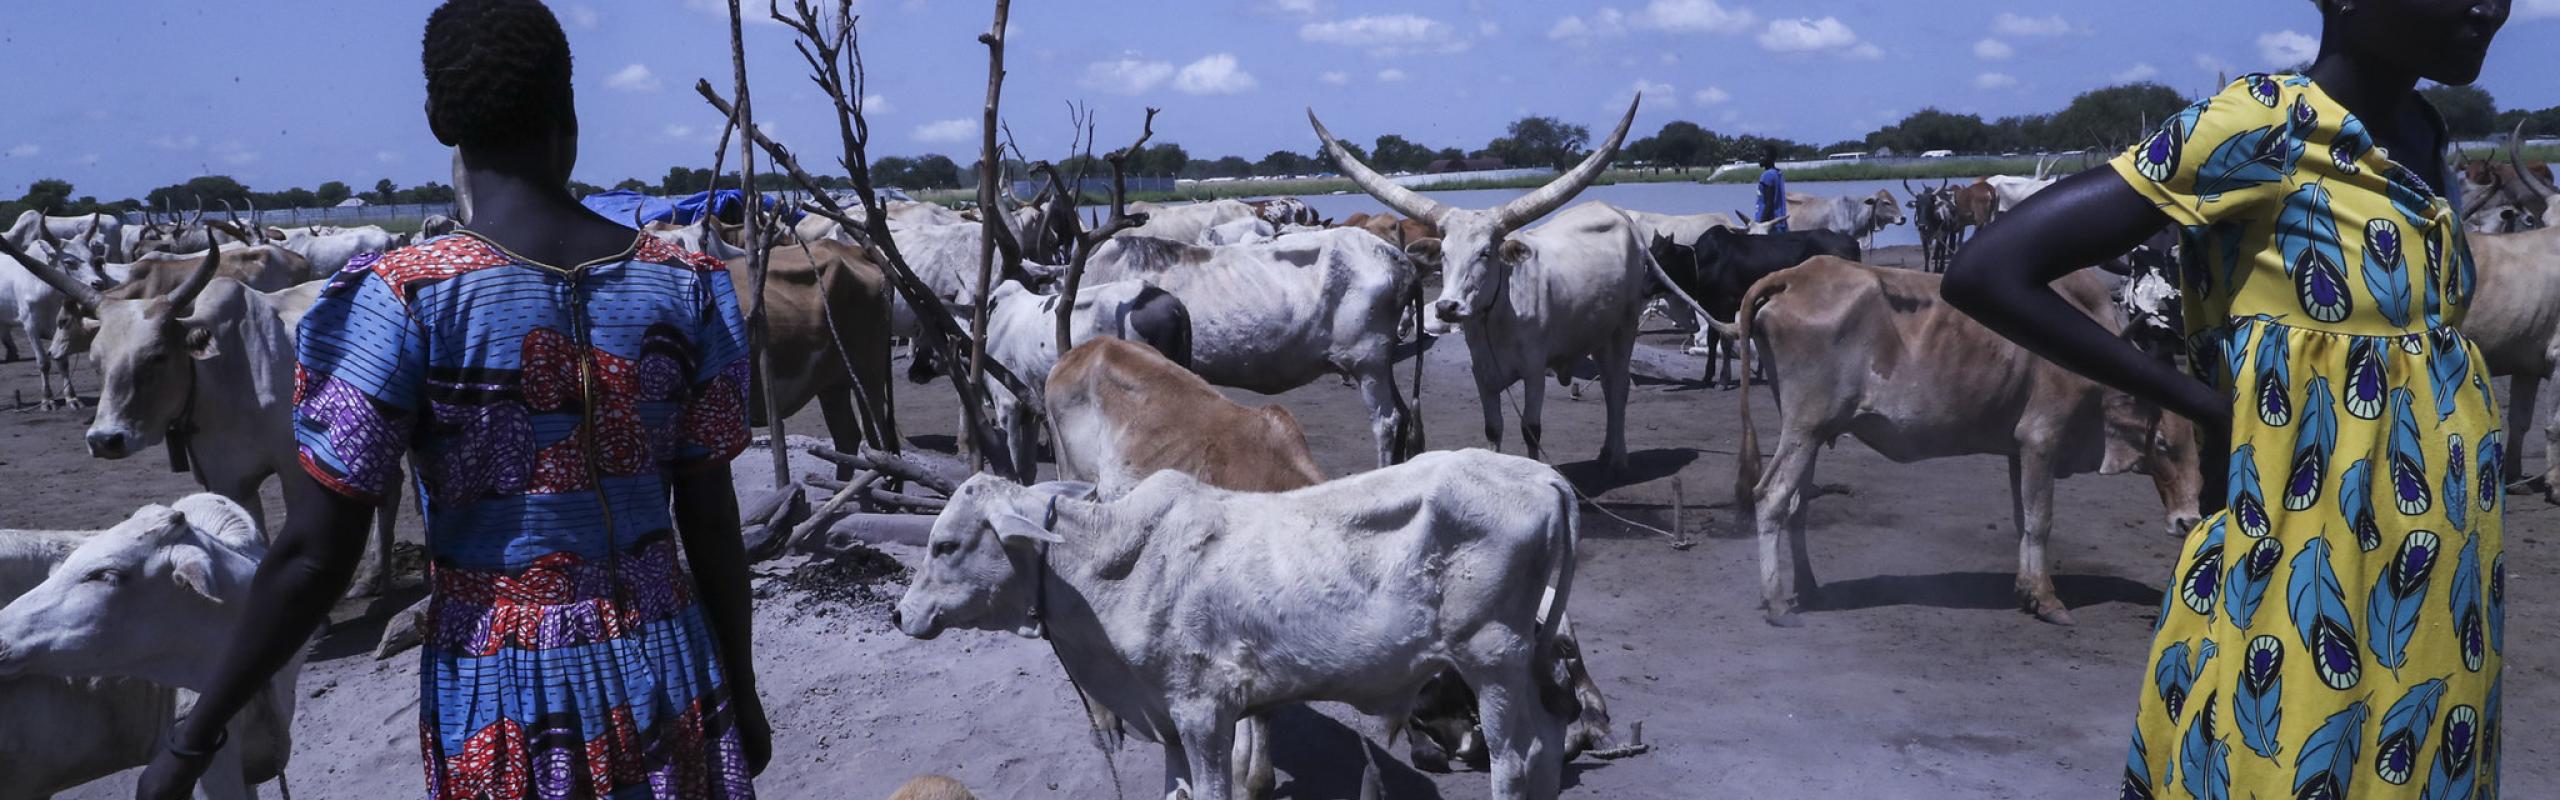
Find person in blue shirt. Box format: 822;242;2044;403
1754;152;1788;232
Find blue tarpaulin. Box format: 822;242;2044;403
581;189;801;229
580;190;678;228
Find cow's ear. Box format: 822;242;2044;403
1404;238;1442;266
991;511;1063;545
167;543;222;603
185;324;221;360
265;227;286;242
1498;238;1532;264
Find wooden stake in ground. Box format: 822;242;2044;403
723;0;792;490
966;0;1013;476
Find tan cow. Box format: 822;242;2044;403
51;245;314;360
2465;145;2560;501
1343;212;1442;250
1732;257;2203;626
731;239;898;462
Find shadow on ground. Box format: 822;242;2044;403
1802;571;2163;616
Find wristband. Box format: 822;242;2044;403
165;725;228;761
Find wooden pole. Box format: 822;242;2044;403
726;0;791;489
967;0;1013;476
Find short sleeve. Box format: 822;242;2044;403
294;261;424;504
2110;75;2297;228
670;268;752;470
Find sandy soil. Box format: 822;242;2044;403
10;245;2555;799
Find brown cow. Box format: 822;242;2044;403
1732;257;2203;626
1043;337;1623;786
1950;179;1999;243
730;239;897;469
50;245;314;363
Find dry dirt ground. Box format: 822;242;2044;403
9;247;2556;799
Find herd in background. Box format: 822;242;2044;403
0;99;2557;799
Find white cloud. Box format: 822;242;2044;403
1693;86;1731;105
1640;0;1756;33
1974;38;2013;60
1479;21;1500;37
1300;14;1468;55
77;153;99;166
150;134;200;151
604;63;660;92
5;144;37;158
1080;57;1176;94
375;150;405;164
564;4;599;29
1629;79;1678;108
682;0;781;26
1260;0;1324;15
914;119;976;144
1319;71;1350;85
861;94;892;115
1376;68;1410;83
1547;9;1624;43
211;142;259;166
1991;12;2073;37
2258;30;2318;66
1758;17;1879;59
1975;72;2020;90
1659;52;1680;65
1174;54;1258;95
662;124;698;142
2521;0;2560;19
2114;63;2160;83
2196;53;2236;76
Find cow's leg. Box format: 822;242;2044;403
1754;427;1824;626
1173;703;1236;800
2011;448;2072;624
1354;366;1406;468
1459;638;1560;799
1231;715;1274;800
1596;333;1636;471
2506;374;2556;501
818;390;864;481
347;467;402;598
1548;616;1617;759
1519;375;1548;462
0;324;16;362
1475;366;1509;454
197;740;254;800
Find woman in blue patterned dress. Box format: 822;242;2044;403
1947;1;2510;797
138;1;770;797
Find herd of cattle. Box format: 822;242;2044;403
0;102;2556;797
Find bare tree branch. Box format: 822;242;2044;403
1054;107;1158;354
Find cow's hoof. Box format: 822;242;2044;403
1409;739;1453;773
2028;600;2077;626
1764;610;1803;628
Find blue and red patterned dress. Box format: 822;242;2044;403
294;233;757;799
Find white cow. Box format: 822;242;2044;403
1078;228;1417;465
1986;156;2064;213
7;211;125;263
927;279;1192;476
1;528;180;800
1126;199;1260;245
1315;100;1650;470
0;495;300;800
22;250;402;596
1203;216;1278;246
0;240;83;408
261;224;397;275
893;449;1581;800
1783;189;1906;247
2467;147;2560;501
650;218;749;260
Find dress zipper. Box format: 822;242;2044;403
569;271;625;598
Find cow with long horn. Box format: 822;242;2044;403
2466;124;2560;502
0;237;98;409
1313;98;1651;469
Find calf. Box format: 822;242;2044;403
1733;258;2203;626
0;495;300;800
1653;226;1861;387
1;529;179;800
894;448;1581;800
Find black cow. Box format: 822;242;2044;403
1652;227;1862;387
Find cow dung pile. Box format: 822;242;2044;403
761;546;909;615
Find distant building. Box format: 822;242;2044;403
1426;157;1507;173
335;198;368;207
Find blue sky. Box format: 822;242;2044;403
3;0;2557;201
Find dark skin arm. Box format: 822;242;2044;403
1940;169;2233;512
672;462;772;774
136;474;376;798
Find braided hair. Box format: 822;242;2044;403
421;0;575;150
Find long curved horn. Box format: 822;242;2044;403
0;238;104;316
2511;120;2557;201
1309;108;1451;224
1492;96;1642;231
161;247;225;320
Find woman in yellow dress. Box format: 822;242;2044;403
1944;1;2511;797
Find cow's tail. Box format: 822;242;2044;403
1538;477;1580;655
1733;272;1789;513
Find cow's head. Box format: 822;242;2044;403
0;495;260;685
892;476;1095;640
2099;392;2205;538
49;252;229;460
1313;99;1640;333
1868;189;1907;227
